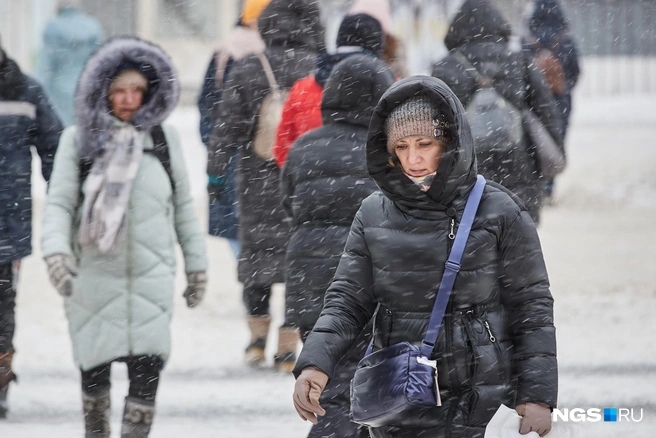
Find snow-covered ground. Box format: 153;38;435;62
3;93;656;437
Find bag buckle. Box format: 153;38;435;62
416;356;437;369
417;356;442;406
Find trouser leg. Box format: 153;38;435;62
0;263;16;355
0;262;17;418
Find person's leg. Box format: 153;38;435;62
121;355;163;438
0;262;17;419
81;362;112;438
243;283;272;366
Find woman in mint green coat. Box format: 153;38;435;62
41;37;207;438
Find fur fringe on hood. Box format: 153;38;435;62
75;36;179;158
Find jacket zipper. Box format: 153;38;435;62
127;199;134;355
484;319;509;380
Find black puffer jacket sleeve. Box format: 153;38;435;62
294;206;378;378
499;208;557;408
29;77;63;181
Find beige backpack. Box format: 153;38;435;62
252;53;289;161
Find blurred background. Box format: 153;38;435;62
1;0;655;104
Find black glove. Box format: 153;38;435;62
183;271;207;307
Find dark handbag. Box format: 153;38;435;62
350;175;487;428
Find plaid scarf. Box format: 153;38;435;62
78;124;144;254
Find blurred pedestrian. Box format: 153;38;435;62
37;0;104;126
349;0;409;79
281;54;395;437
199;0;271;257
208;0;325;373
524;0;580;202
41;37;207;437
0;36;63;419
432;0;563;224
273;12;384;168
293;75;558;438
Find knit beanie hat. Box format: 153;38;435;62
336;13;384;57
109;69;148;94
350;0;392;33
242;0;272;25
384;96;451;154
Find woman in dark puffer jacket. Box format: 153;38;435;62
292;76;557;438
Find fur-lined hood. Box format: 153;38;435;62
75;37;179;158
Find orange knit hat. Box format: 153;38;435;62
242;0;272;25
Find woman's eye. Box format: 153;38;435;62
395;144;407;150
419;143;432;148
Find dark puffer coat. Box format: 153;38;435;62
0;50;63;264
208;0;324;285
282;54;394;333
294;76;558;438
431;0;563;224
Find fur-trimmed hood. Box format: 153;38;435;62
75;37;179;158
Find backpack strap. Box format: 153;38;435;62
453;52;494;88
78;124;175;195
256;53;281;94
148;124;175;193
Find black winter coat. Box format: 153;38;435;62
0;52;63;264
294;76;558;438
281;54;394;332
208;0;324;284
431;0;563;224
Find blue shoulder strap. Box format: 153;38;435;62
420;175;486;357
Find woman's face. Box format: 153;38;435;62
109;84;144;122
393;135;445;177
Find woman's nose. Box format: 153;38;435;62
408;147;421;163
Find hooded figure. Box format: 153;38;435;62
293;76;557;438
0;37;63;419
207;0;325;373
41;37;207;437
199;0;271;259
282;54;395;437
525;0;580;141
432;0;563;224
273;12;385;167
37;2;105;126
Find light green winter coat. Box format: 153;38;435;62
41;123;207;371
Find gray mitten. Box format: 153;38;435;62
45;254;78;297
183;271;206;308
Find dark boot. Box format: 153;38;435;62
121;396;155;438
83;390;111;438
0;351;17;419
